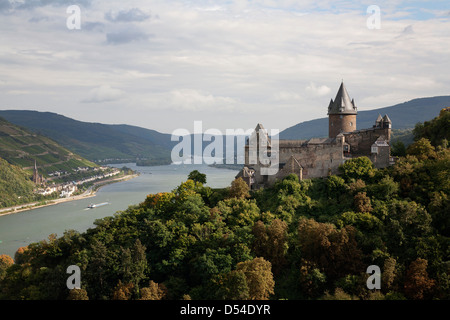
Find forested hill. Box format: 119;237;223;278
0;109;448;301
0;117;96;174
0;110;173;165
280;96;450;140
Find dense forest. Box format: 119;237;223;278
0;109;449;300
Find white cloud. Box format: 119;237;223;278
82;85;125;103
305;83;331;97
166;89;237;112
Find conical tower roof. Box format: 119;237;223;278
327;82;357;115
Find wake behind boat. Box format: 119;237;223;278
87;202;109;209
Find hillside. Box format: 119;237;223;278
0;117;96;175
280;96;450;140
0;157;36;208
0;111;173;165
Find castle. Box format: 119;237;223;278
237;82;393;189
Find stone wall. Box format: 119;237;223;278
343;127;390;156
329;114;357;138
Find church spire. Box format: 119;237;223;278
33;159;41;185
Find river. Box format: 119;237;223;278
0;163;239;258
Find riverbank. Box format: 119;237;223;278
0;173;139;217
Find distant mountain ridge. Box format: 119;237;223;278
1;95;448;165
0;110;173;165
280;96;450;140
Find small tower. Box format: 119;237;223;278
328;81;357;138
246;123;271;166
382;114;392;129
374;114;383;128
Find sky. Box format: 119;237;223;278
0;0;449;134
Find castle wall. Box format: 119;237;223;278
343;127;390;156
278;141;345;179
245;138;346;188
370;145;391;169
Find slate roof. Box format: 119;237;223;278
327;81;357;115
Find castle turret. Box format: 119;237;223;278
382;114;392;128
374;114;383;127
328;82;357;138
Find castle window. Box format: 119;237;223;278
371;146;378;154
349;122;353;127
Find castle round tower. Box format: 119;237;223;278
328;82;357;138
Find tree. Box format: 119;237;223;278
228;177;250;199
339;157;375;182
368;175;399;201
120;239;148;292
140;280;167;300
391;140;407;157
406;138;437;160
236;257;275;300
85;238;110;299
216;198;260;228
0;254;14;280
13;246;29;265
322;287;358;300
188;170;207;184
112;281;134;300
353;192;373;213
252;219;288;274
384;200;433;259
339;211;382;232
298;259;327;298
297;218;363;280
404;258;435;299
326;175;347;198
381;257;397;292
190;248;233;284
413;107;450;147
214;270;250;300
67;288;89;300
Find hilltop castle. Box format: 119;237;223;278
237;82;393;189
